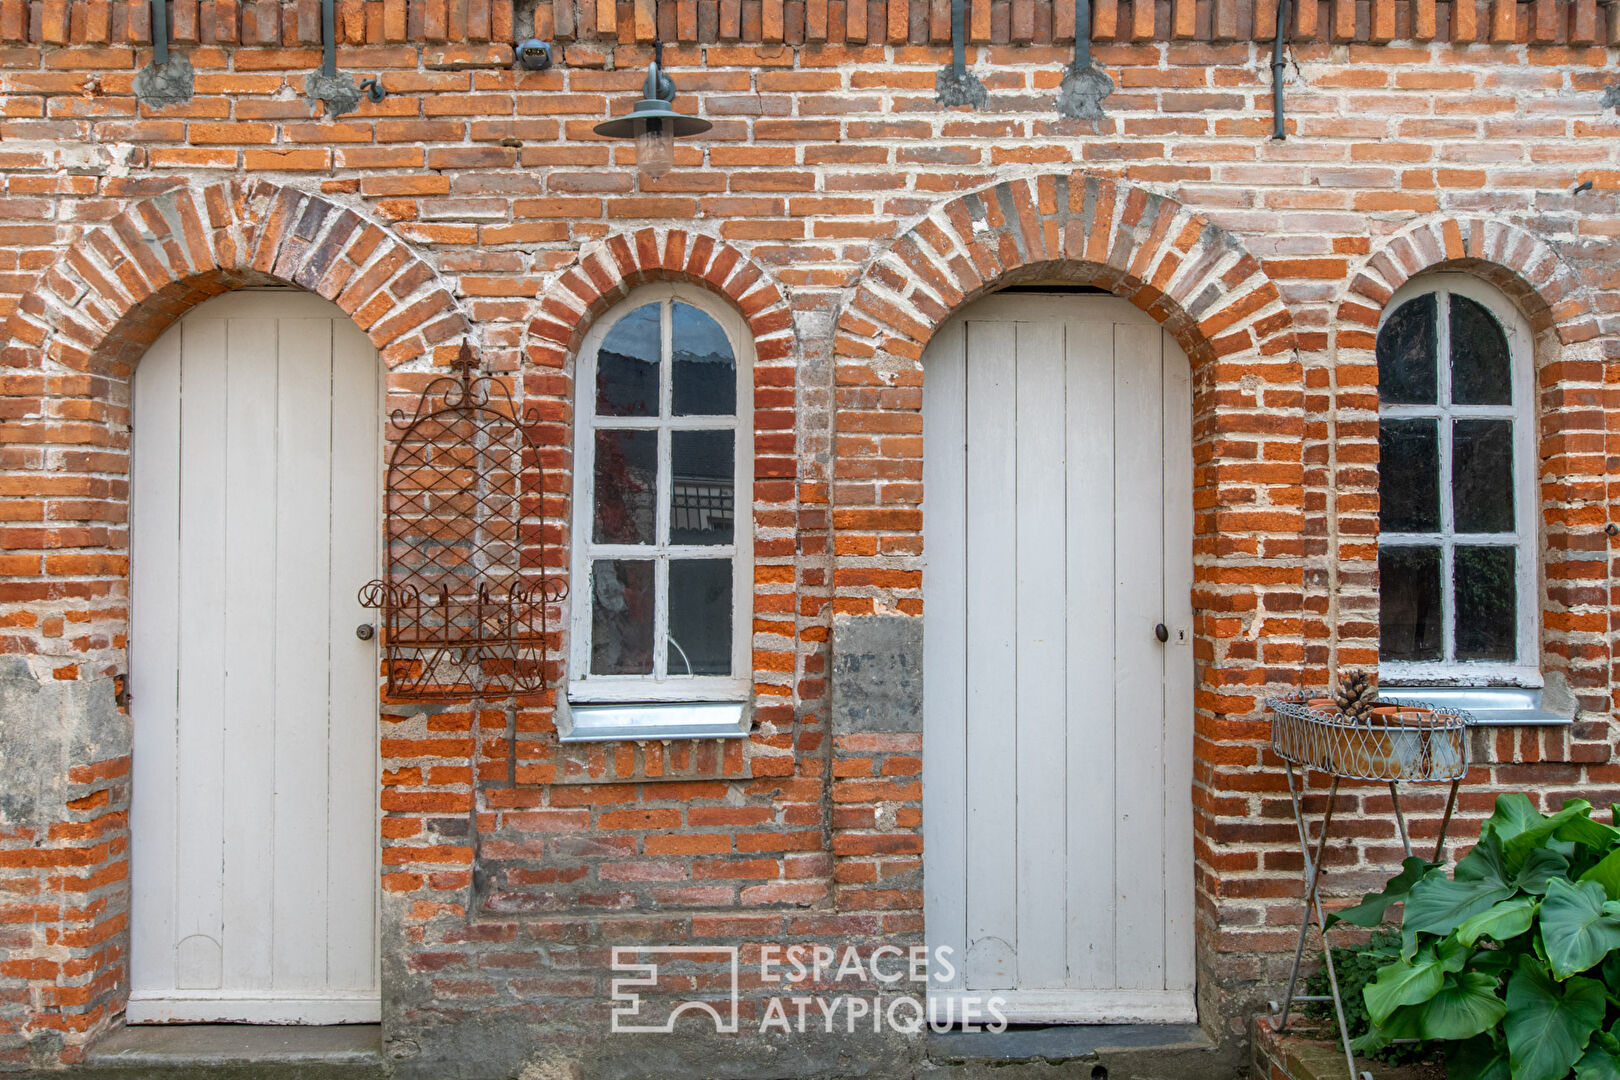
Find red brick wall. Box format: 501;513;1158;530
1;2;1618;1070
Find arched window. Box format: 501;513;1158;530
568;283;753;712
1376;274;1538;684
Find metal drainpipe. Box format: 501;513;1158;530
152;0;168;64
321;0;338;77
1074;0;1091;71
951;0;968;79
1271;0;1292;139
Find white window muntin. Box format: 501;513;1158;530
1377;273;1540;686
568;282;753;703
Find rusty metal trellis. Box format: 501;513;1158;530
358;343;566;700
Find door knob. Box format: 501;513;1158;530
355;623;375;641
1155;623;1169;643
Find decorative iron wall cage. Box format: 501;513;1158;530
359;344;566;700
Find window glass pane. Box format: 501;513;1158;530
1378;419;1440;533
1452;418;1514;533
594;429;657;545
1454;545;1516;661
597;303;661;417
590;559;655;674
1449;295;1511;406
670;430;734;545
672;302;736;416
668;559;732;676
1379;545;1443;662
1377;293;1438;405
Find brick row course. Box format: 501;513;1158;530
4;0;1619;47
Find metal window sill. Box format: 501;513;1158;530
558;701;750;742
1379;685;1571;726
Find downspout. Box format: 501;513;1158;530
321;0;338;76
1074;0;1091;70
1271;0;1293;139
152;0;168;65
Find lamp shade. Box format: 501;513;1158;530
593;98;713;140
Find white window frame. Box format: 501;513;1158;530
1377;273;1540;687
567;282;753;704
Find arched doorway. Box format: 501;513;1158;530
922;290;1196;1022
127;289;382;1024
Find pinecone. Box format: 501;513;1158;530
1333;670;1378;720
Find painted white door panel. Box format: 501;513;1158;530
922;293;1195;1023
129;291;380;1025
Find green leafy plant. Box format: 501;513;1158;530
1334;795;1620;1080
1302;930;1433;1063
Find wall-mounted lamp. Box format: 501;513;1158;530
593;41;711;180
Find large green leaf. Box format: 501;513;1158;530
1364;953;1444;1026
1419;970;1508;1041
1327;855;1439;930
1456;896;1537;947
1519;846;1574;895
1504;957;1605;1080
1487;793;1552;844
1405;832;1518;938
1576;1047;1620;1080
1581;848;1620;902
1541;877;1620;979
1487;796;1594;875
1356;1001;1423;1052
1557;813;1620;854
1450;1035;1511;1080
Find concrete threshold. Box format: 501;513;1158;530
70;1024;386;1080
925;1023;1229;1080
929;1023;1212;1062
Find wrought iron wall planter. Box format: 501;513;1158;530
359;344;565;701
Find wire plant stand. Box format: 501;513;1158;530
1263;694;1476;1080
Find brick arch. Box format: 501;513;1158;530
1328;215;1611;716
5;178;470;378
525;228;795;368
1332;215;1598;347
839;173;1297;370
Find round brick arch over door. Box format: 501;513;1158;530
829;172;1304;1022
6;179;472;378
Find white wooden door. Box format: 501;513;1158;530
128;291;381;1025
922;293;1195;1024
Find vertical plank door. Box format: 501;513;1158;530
923;293;1196;1023
129;290;381;1024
